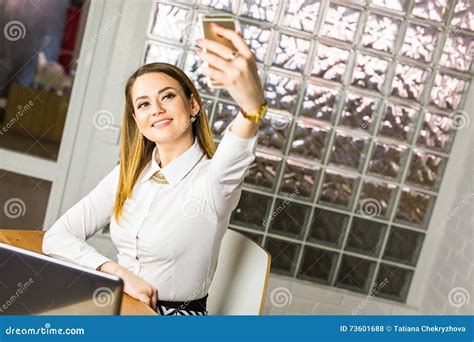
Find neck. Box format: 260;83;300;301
155;133;194;168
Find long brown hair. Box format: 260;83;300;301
113;63;216;221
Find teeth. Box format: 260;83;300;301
153;119;171;127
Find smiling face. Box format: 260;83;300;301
131;72;200;145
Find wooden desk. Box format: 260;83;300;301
0;229;157;316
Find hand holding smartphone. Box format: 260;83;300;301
200;14;237;88
196;14;265;117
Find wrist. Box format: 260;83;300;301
240;96;266;114
240;99;268;124
100;261;126;277
240;104;262;115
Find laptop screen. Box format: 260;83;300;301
0;243;123;315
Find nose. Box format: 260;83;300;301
151;99;165;116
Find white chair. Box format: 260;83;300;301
207;229;271;315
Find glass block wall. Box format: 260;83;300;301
144;0;473;302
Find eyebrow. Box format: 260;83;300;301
134;86;176;104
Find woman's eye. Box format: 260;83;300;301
137;102;149;109
162;93;175;101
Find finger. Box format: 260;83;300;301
198;49;233;72
211;24;252;59
196;38;234;61
146;287;155;301
151;289;157;310
137;294;151;305
202;67;227;85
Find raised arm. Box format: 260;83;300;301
42;165;120;270
196;23;266;140
197;23;267;219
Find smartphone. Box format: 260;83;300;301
200;14;236;89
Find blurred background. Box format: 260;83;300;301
0;0;472;315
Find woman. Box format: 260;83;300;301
42;24;268;316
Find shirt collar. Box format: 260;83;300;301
140;138;204;186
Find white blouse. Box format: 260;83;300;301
42;126;257;301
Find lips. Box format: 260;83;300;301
151;118;173;127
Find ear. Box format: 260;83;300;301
190;95;200;116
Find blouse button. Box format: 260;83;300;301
135;255;139;260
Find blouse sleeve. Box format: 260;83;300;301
42;165;120;270
206;124;257;219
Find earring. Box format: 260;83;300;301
190;116;197;123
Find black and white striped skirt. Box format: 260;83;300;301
156;294;208;316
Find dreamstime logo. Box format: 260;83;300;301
93;110;114;130
270;287;292;308
179;278;212;310
359;102;385;131
448;17;470;41
4;322;85;335
92;287;115;307
29;0;47;9
359;198;382;218
3;21;26;41
270;116;291;131
0;101;35;136
439;192;474;229
448;287;470;308
3;198;26;219
262;189;300;227
449;110;470;130
352;278;389;315
182;198;204;218
84;12;121;50
173;110;202;138
202;101;211;113
0;278;34;313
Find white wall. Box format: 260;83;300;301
418;86;474;315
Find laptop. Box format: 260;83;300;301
0;243;123;315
